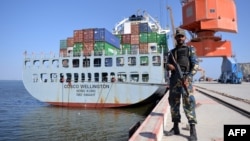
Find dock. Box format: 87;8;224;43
129;82;250;141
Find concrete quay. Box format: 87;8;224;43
129;82;250;141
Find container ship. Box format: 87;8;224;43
22;11;170;108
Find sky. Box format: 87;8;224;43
0;0;249;80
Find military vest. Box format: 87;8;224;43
172;46;190;72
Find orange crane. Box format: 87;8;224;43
178;0;242;83
180;0;237;57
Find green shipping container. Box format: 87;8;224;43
121;44;131;54
139;33;148;43
147;32;157;43
157;44;168;54
157;34;167;45
94;41;120;56
60;40;67;49
73;42;83;56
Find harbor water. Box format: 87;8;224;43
0;80;151;141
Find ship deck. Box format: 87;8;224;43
129;81;250;141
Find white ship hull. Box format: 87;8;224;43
23;52;168;108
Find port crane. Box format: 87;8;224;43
174;0;242;83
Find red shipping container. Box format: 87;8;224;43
139;43;148;54
83;42;94;56
67;37;74;47
131;35;139;44
73;30;84;42
131;23;139;35
121;34;131;44
83;29;94;42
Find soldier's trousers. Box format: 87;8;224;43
168;79;197;124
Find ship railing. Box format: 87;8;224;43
24;47;165;59
24;52;59;59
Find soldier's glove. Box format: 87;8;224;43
167;64;175;71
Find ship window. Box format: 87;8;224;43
52;59;59;68
66;73;72;82
94;73;99;82
43;60;49;68
128;57;136;66
118;72;127;82
110;72;116;82
62;59;69;68
102;73;108;82
150;45;157;52
140;56;148;66
152;56;161;66
130;73;139;82
60;73;64;83
116;57;124;66
105;58;112;67
41;73;48;83
142;73;149;82
34;60;40;68
81;73;85;82
83;58;90;67
94;58;101;67
73;59;79;68
33;74;38;83
88;73;91;82
25;60;31;68
50;73;57;82
74;73;78;82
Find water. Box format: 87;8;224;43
0;80;151;141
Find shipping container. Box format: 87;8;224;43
124;22;131;34
147;32;157;43
83;42;94;56
60;49;67;57
131;44;139;54
67;37;74;47
60;39;67;49
121;34;131;44
73;30;84;42
157;33;167;45
131;23;139;35
139;43;148;54
73;43;83;56
131;35;139;44
139;23;151;33
94;41;119;56
139;33;148;43
94;28;120;49
83;29;94;42
121;44;131;54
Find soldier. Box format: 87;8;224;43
165;28;199;141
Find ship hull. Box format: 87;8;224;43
23;79;167;108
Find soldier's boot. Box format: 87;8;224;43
165;122;180;136
189;124;197;141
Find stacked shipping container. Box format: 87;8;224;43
60;28;120;56
59;23;168;56
118;22;168;55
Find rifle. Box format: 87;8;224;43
168;52;190;97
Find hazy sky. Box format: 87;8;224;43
1;0;249;80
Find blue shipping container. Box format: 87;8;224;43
94;28;120;49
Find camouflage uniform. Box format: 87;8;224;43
167;45;199;124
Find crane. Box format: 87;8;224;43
166;6;176;47
177;0;242;84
